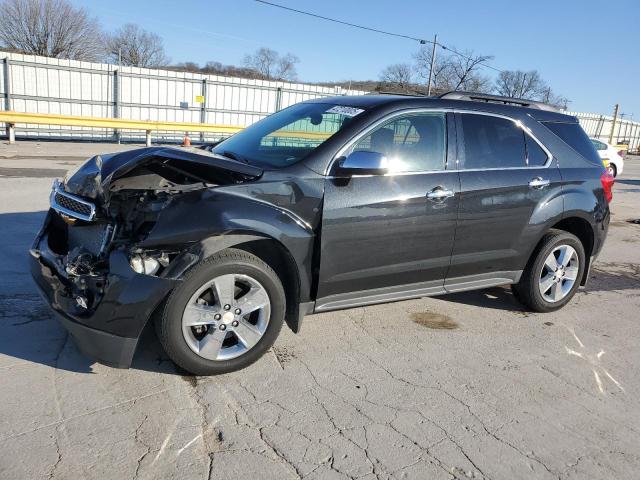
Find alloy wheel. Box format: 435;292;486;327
538;244;579;303
181;274;271;361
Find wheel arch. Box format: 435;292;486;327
548;216;595;285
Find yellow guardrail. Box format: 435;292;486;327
0;111;244;145
1;111;335;145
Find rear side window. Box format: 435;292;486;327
542;121;601;165
460;114;526;169
525;135;549;166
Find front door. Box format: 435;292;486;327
315;111;459;311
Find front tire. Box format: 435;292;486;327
512;230;585;313
608;163;617;178
156;249;285;375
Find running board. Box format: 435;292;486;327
313;271;522;313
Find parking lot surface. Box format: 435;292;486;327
1;142;639;480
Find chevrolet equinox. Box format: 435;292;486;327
30;92;613;375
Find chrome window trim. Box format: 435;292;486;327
453;109;554;170
50;179;96;222
325;107;554;176
325;108;450;176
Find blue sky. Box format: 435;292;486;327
76;0;639;116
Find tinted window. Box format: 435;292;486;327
525;135;549;166
461;114;526;169
213;103;365;168
590;139;606;151
542;121;601;165
351;113;446;172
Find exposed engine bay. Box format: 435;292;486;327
45;147;263;313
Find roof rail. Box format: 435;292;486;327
368;91;428;97
438;91;560;112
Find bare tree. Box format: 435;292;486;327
495;69;569;108
106;24;169;68
413;45;492;93
0;0;103;60
243;47;299;80
447;49;493;92
495;70;544;98
379;63;413;91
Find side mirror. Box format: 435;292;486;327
337;151;388;175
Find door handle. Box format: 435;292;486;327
427;187;454;201
529;177;550;189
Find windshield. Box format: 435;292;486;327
212;102;365;168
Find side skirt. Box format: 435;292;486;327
313;271;522;313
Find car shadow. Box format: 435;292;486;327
0;210;182;376
434;286;527;312
615;179;640;186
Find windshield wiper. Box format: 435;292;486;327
220;150;250;165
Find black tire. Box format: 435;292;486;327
608;163;617;178
156;248;285;375
512;229;585;313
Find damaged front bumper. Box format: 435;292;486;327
30;210;177;368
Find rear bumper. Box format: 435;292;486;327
30;210;177;368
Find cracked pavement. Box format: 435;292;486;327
1;143;639;479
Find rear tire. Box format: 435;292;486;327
512;229;585;313
156;249;285;375
608;163;617;178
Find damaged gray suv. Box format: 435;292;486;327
31;92;612;375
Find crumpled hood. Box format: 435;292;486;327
63;147;263;200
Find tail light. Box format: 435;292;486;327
617;150;624;157
600;171;614;203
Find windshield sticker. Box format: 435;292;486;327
326;105;365;117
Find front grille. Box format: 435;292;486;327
50;181;96;222
54;192;92;217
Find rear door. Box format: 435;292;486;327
446;112;562;287
315;111;460;310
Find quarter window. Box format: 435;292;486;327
461;114;526;169
525;135;549;166
350;113;446;172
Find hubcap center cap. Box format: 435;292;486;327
222;311;235;324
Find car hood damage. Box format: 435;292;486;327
63;146;263;201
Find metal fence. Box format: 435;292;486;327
2;52;639;150
568;111;640;151
0;53;365;143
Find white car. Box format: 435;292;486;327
590;138;624;177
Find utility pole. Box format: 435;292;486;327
427;34;437;96
609;104;619;144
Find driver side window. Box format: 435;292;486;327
350;113;446;172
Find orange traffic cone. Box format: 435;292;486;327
182;134;191;147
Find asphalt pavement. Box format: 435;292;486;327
1;141;639;480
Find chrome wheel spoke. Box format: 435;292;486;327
539;274;555;294
557;245;575;267
544;253;559;272
237;287;269;314
183;304;219;327
564;266;579;281
198;328;227;360
213;274;236;306
233;319;263;349
551;282;563;301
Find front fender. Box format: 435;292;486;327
138;189;316;302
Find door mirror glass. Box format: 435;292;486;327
338;151;388;174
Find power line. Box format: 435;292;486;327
254;0;432;45
254;0;503;73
